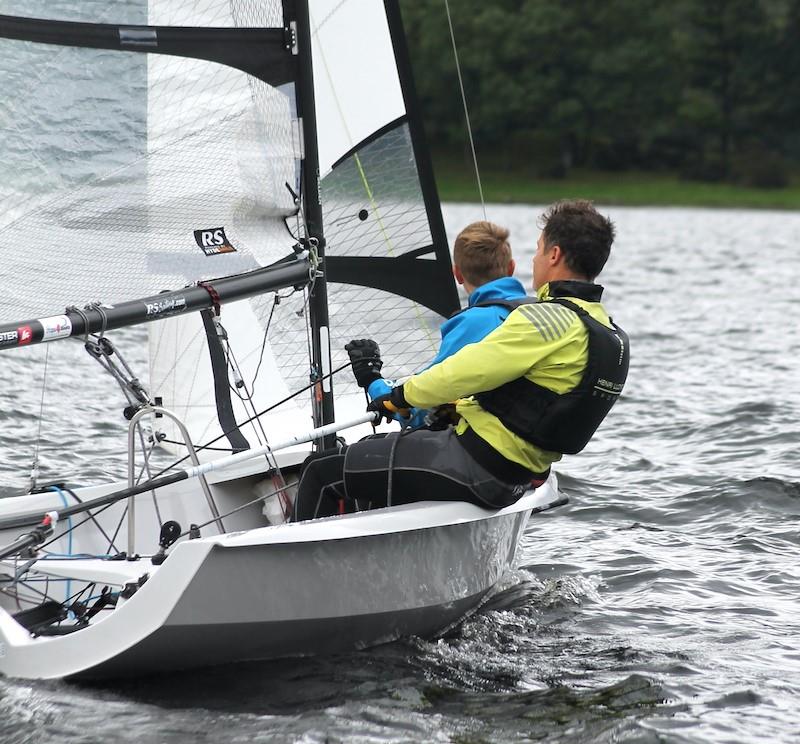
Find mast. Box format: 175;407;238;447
384;0;455;300
292;0;336;448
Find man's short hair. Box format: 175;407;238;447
539;200;615;280
453;221;512;286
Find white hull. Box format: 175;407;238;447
0;470;562;680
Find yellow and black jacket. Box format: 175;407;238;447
402;280;629;479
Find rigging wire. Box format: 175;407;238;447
148;361;352;481
157;440;233;453
31;361;354;558
174;479;294;539
444;0;486;219
28;344;51;493
219;284;308;514
245;287;299;397
225;344;267;447
58;486;119;555
227;360;290;518
79;332;163;527
39;499;121;554
133;427;163;528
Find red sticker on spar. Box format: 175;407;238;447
17;325;32;345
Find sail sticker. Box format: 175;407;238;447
0;326;32;348
145;297;187;317
40;315;72;341
194;228;237;256
0;330;18;347
17;325;32;345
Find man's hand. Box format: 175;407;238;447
367;385;410;424
345;339;383;389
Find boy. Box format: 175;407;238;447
348;220;527;426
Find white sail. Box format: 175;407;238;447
0;0;458;462
145;0;307;455
310;0;405;176
0;2;296;323
150;1;457;455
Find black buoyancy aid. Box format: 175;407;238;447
474;298;630;455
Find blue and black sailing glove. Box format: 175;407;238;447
345;339;383;389
367;384;410;424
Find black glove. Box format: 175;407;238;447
345;339;383;389
367;385;410;424
425;403;460;431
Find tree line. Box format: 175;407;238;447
402;0;800;187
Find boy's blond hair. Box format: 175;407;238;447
453;221;512;286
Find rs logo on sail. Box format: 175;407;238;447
194;227;237;256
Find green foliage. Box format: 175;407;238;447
731;145;790;188
401;0;799;190
432;158;800;208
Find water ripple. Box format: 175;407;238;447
1;205;800;741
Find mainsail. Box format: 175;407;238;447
0;0;459;459
0;3;297;318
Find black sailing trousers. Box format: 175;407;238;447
292;427;528;522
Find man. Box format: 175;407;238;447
293;200;629;521
346;220;527;428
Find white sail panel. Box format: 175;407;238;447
150;0;284;27
310;0;405;176
150;0;430;454
149;298;317;462
0;1;297;322
146;0;311;453
319;122;444;382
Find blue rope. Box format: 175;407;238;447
39;553;110;560
49;486;73;602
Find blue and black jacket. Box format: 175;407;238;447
368;276;527;425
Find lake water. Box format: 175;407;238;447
1;202;799;743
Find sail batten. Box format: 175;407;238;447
0;14;295;85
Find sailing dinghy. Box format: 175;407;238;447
0;0;565;680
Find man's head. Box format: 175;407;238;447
453;221;515;293
533;200;615;290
